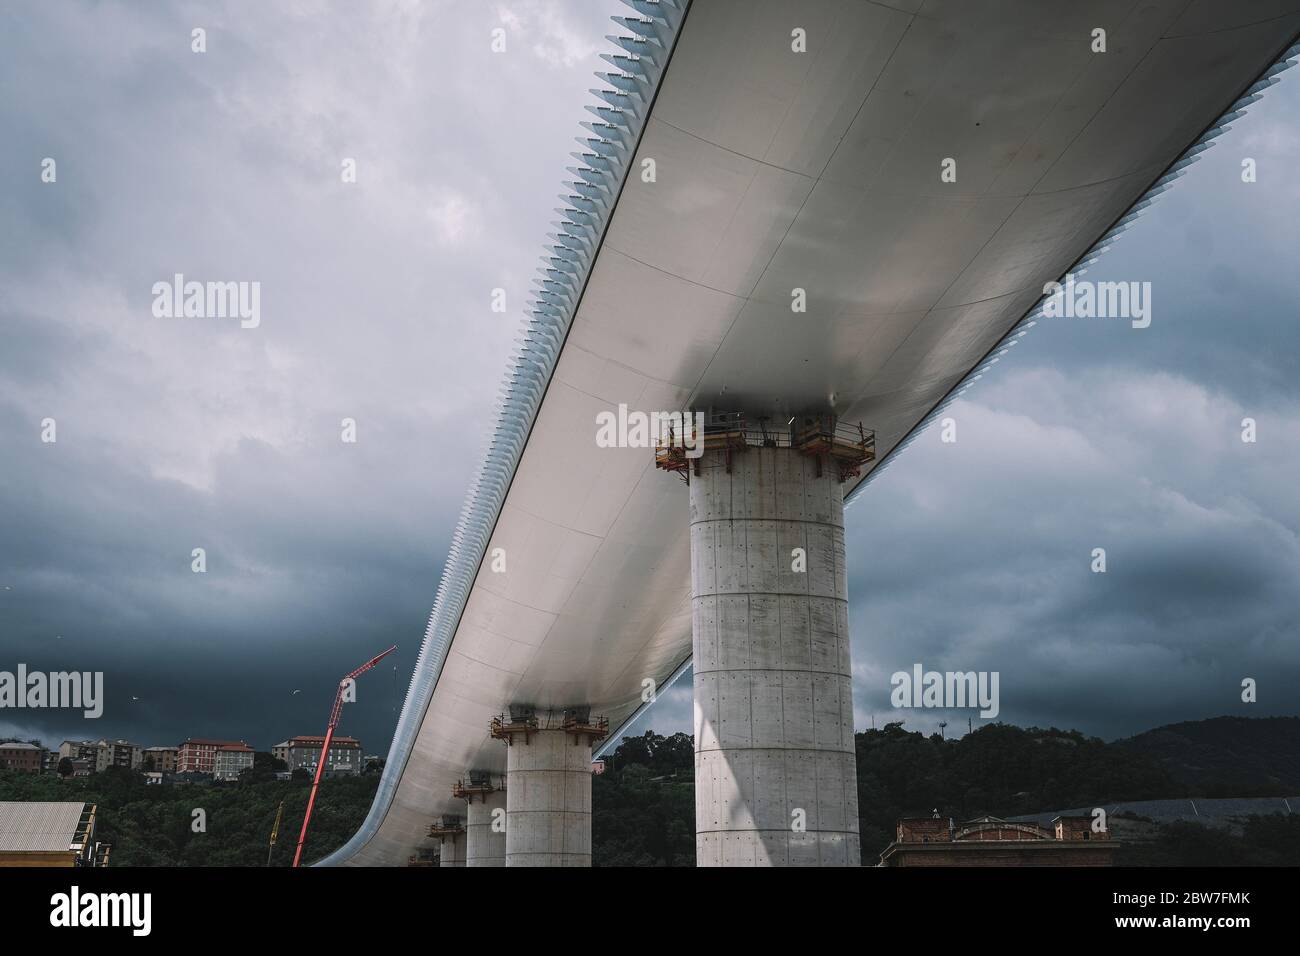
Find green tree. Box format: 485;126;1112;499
0;767;376;866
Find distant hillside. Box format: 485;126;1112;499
4;715;1293;866
1114;716;1300;794
853;722;1180;857
597;717;1300;865
0;766;377;865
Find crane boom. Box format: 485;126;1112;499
267;800;284;867
292;644;397;868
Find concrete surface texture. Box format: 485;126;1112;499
504;728;594;867
465;789;506;867
325;0;1300;866
690;445;860;866
438;831;466;867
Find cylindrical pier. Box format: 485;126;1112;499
458;773;507;868
492;707;607;867
690;444;860;866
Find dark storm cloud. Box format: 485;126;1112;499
829;67;1300;743
3;2;1298;758
1008;78;1300;407
0;0;622;751
844;70;1300;738
850;368;1300;733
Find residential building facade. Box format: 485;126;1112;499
213;742;255;781
177;739;249;774
142;746;177;773
58;740;97;762
94;739;142;773
273;736;363;777
0;742;42;773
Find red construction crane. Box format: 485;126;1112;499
292;644;397;868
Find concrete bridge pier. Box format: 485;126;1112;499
428;814;466;867
455;771;507;867
688;441;861;866
491;705;607;867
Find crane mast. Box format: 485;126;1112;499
267;800;284;867
291;644;397;868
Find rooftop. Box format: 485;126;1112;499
279;736;361;747
180;738;248;747
0;801;89;852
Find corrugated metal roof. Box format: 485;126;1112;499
0;801;86;852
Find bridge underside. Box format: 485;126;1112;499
332;0;1300;865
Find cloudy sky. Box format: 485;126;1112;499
2;2;1297;758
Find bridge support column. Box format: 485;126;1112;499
690;444;860;865
491;705;607;867
428;815;466;867
455;772;506;867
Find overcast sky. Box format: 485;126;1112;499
2;2;1297;757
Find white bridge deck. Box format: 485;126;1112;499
324;0;1300;865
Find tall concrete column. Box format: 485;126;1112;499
491;706;607;867
455;772;506;867
428;815;466;867
439;833;466;867
690;444;860;866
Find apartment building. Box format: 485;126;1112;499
272;735;363;777
94;739;143;773
213;742;255;781
177;739;252;775
142;746;177;773
0;742;42;773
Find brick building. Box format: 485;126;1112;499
0;742;42;773
177;739;252;775
878;813;1117;866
